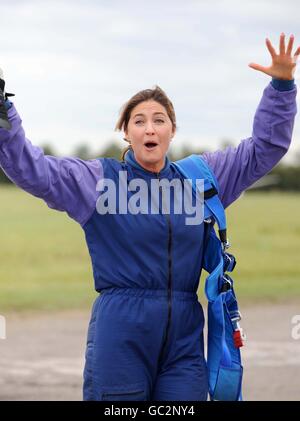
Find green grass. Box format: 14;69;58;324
0;185;97;313
202;190;300;304
0;186;299;313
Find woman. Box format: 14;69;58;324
0;33;299;401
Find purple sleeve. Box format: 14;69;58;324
0;104;103;226
201;81;297;208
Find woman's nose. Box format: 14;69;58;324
145;122;155;134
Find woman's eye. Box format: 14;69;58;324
134;119;164;125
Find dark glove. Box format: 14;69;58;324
0;68;15;130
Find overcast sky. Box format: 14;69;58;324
1;0;300;161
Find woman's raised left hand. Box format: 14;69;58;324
248;33;300;81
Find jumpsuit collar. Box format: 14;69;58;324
124;148;171;178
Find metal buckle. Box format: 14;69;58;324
222;239;230;251
220;274;232;292
230;310;242;323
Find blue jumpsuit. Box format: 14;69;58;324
0;79;296;401
83;152;208;400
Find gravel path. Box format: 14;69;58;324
0;301;299;401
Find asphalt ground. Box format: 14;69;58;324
0;301;299;401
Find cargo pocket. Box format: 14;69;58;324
100;382;146;401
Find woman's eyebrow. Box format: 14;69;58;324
133;112;166;118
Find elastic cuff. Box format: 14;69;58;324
271;78;295;91
4;99;12;110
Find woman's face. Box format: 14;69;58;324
125;100;175;173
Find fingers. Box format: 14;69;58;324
279;32;285;55
248;62;268;73
294;46;300;57
286;34;294;56
266;38;276;58
266;34;296;57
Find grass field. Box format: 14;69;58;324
0;185;299;312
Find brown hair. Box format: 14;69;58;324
115;85;177;161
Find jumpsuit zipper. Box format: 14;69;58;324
155;171;173;364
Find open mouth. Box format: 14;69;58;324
144;141;158;150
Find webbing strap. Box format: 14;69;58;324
173;154;243;401
172;155;227;237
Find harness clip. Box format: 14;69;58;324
222;239;230;251
220;274;232;293
231;312;246;348
233;324;246;348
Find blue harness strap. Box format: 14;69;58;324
173;154;244;401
